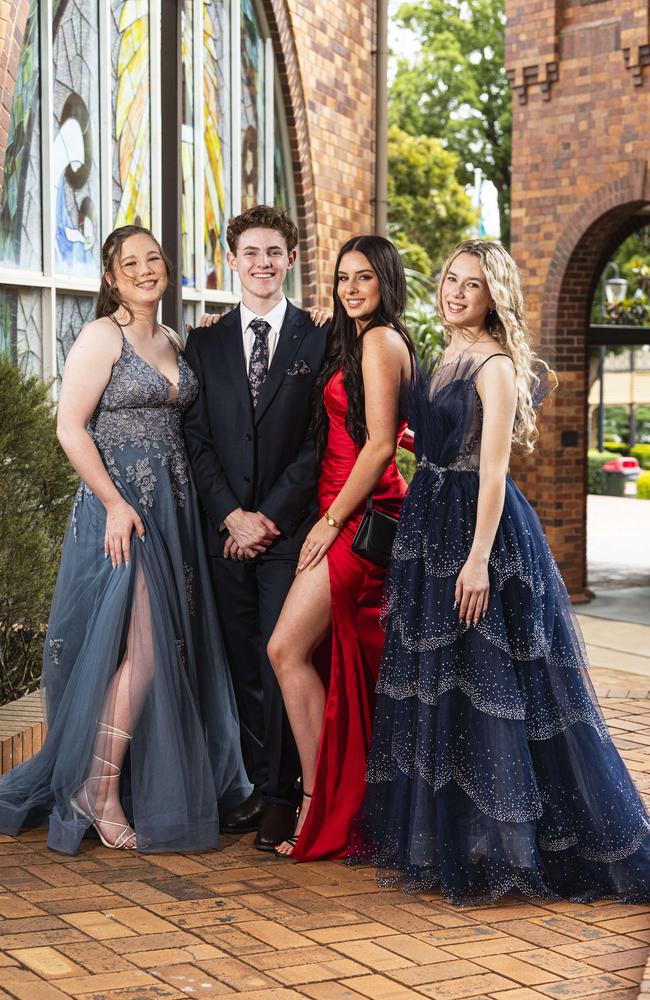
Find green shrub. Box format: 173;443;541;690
603;441;628;456
587;450;615;495
0;359;77;704
631;443;650;470
637;471;650;499
397;448;417;484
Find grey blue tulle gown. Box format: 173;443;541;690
0;329;251;854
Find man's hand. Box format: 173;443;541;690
223;535;255;561
223;508;280;552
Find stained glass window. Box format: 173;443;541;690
56;294;96;378
53;0;101;278
0;287;43;377
181;1;195;286
111;2;151;230
241;0;265;211
0;1;42;271
204;0;231;290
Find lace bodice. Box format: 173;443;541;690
81;336;198;514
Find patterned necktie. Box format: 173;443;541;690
247;318;271;408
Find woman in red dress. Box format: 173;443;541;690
267;235;415;860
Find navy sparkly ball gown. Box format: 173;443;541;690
352;352;650;903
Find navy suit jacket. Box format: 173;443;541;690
183;302;327;558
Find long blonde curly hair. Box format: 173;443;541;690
437;239;556;453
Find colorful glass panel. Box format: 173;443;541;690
241;0;265;211
204;0;230;290
53;0;101;277
112;1;151;229
0;1;42;271
0;287;43;377
56;294;95;378
181;0;195;286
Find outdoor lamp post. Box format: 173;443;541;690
597;263;628;451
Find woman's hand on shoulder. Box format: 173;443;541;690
58;318;123;434
186;312;222;333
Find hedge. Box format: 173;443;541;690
603;441;629;456
637;471;650;499
587;450;616;495
0;358;77;705
631;444;650;470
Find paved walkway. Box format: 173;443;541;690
0;618;649;1000
588;495;650;589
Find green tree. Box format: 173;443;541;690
390;0;511;244
388;125;476;275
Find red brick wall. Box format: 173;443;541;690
266;0;377;307
506;0;650;598
0;0;32;184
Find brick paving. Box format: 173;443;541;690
0;681;648;999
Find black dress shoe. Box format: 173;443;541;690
254;800;298;852
220;789;267;834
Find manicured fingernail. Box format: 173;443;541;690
141;536;146;543
453;600;458;609
104;553;109;559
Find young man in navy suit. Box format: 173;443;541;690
184;206;327;850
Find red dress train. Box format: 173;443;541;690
291;370;407;861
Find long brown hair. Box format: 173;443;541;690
96;225;178;344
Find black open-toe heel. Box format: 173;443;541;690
273;791;312;859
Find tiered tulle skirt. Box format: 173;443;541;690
351;464;650;903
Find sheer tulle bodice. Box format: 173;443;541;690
352;354;650;903
0;333;250;854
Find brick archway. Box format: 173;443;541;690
507;0;650;599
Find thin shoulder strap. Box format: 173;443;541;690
474;353;513;376
109;313;124;337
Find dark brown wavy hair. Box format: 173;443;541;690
96;225;172;326
313;235;415;468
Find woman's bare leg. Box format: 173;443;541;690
267;558;331;852
82;566;155;848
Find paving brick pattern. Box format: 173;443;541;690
0;688;648;999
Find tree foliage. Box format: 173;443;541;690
0;358;77;703
390;0;511;244
388;126;476;275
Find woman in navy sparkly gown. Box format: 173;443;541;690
352;239;650;903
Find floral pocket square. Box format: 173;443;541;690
286;359;312;376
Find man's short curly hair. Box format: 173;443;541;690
226;205;298;254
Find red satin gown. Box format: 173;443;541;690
291;370;408;861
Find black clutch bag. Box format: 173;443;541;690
351;497;399;567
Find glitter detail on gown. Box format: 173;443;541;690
290;370;408;861
0;333;251;854
350;353;650;902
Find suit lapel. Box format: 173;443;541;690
219;306;252;416
254;303;308;424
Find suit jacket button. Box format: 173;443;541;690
245;432;252;441
243;475;251;483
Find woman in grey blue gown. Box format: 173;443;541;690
0;225;251;854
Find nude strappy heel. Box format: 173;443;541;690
71;723;137;850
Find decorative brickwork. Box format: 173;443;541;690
507;0;650;598
277;0;377;306
0;0;31;183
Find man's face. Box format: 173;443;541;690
227;227;296;300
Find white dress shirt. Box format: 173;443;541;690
240;296;288;372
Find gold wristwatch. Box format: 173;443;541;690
323;510;343;528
